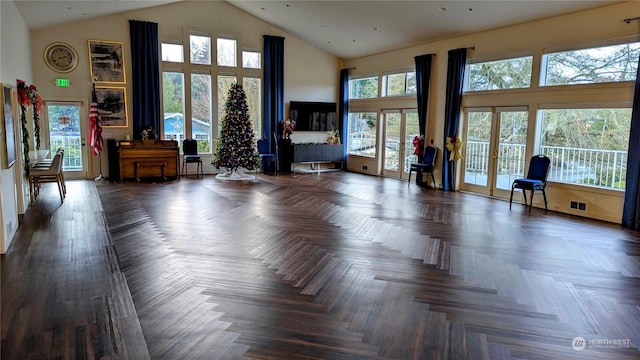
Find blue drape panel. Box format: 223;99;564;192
339;68;349;168
442;48;467;191
414;54;433;162
263;35;285;153
129;20;161;139
621;54;640;229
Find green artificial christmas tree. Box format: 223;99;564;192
213;82;259;180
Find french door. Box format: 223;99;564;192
382;109;420;179
45;101;88;179
461;107;529;198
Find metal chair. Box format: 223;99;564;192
509;154;551;212
408;145;438;188
182;138;203;178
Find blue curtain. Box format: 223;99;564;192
263;35;285;153
129;20;161;140
339;68;350;168
414;54;433;162
621;54;640;229
442;48;468;191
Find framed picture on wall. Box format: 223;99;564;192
1;84;17;169
89;40;126;83
95;86;128;127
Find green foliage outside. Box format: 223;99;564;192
350;77;378;99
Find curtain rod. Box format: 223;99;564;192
624;16;640;23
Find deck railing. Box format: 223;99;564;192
465;140;627;190
50;135;83;171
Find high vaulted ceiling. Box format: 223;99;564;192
14;0;620;59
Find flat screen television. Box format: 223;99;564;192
289;101;337;131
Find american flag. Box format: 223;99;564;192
89;85;103;156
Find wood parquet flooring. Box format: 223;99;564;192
1;180;149;359
3;171;640;359
96;172;640;359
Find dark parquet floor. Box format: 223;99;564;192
3;171;640;359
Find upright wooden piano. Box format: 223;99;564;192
115;140;179;181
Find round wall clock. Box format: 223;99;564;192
44;42;78;73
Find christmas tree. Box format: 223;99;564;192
213;82;259;180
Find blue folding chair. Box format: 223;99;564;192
509;154;551;212
408;145;438;188
258;138;276;174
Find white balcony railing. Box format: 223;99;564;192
348;132;376;157
50;135;83;171
465;140;627;190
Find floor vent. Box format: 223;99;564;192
570;200;587;211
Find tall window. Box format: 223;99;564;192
349;76;378;99
467;56;533;91
348;112;377;157
243;77;262;137
542;42;640;86
382;71;416;96
191;73;212;152
162;33;261;154
162;71;185;142
538;108;631;190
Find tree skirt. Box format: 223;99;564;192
215;169;256;181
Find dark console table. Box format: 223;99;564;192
292;144;343;173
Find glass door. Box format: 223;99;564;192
45;102;88;179
382;110;420;179
461;107;528;198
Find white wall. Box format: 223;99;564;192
344;1;639;223
0;0;32;253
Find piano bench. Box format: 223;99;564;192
135;161;167;181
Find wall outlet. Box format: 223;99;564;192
570;200;587;211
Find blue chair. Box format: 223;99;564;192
258;138;276;174
510;154;551;212
408;145;438;187
182;138;203;178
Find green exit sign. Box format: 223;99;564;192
56;78;70;87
